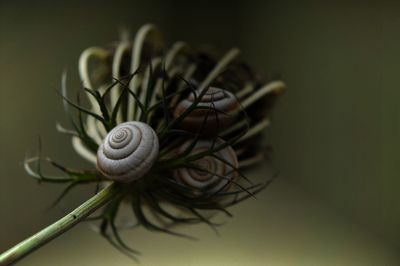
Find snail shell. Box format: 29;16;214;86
173;139;238;194
173;87;239;135
97;122;159;182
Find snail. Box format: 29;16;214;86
173;87;240;135
173;139;238;195
96;121;159;182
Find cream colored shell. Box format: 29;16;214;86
97;122;159;182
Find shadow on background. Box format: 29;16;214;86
0;0;399;265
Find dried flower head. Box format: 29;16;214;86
7;23;286;263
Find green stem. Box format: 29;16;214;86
0;182;120;266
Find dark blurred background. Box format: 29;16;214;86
1;0;399;265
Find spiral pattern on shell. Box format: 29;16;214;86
97;122;159;182
173;139;238;194
173;87;239;135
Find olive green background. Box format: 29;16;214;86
0;0;399;265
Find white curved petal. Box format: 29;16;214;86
72;136;97;164
111;41;130;124
241;80;286;108
128;24;162;121
199;48;240;91
78;47;109;115
237;118;270;143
